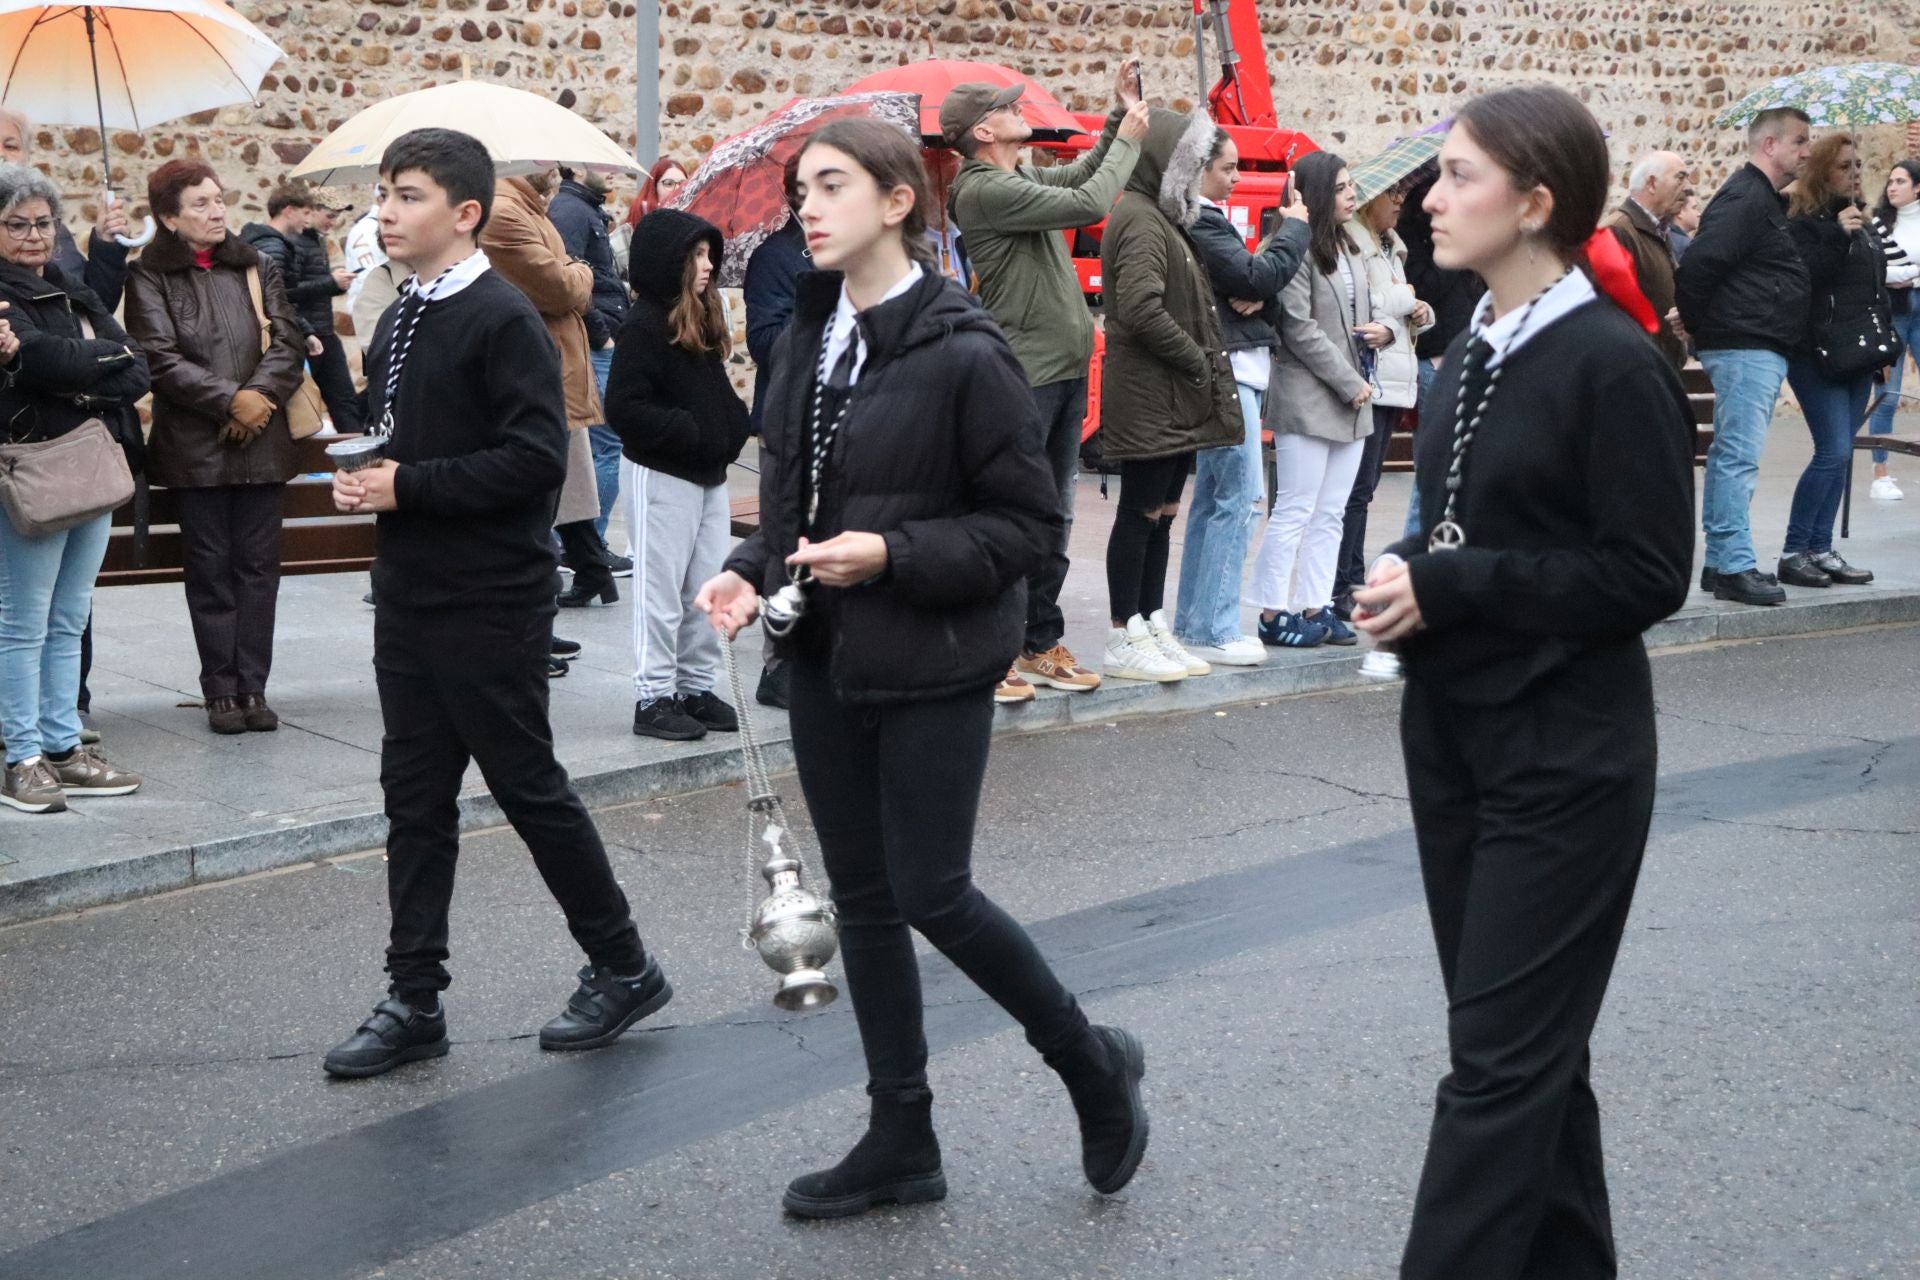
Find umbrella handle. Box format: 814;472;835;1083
102;190;156;249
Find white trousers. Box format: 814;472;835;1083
626;460;729;702
1244;433;1366;614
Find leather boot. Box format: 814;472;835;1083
556;520;619;607
782;1089;947;1218
239;694;279;732
205;696;247;735
1045;1024;1149;1194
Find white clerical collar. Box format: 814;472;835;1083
825;262;924;386
1471;268;1596;369
401;249;492;302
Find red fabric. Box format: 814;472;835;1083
192;247;214;271
678;101;897;243
845;60;1086;140
1583;228;1659;334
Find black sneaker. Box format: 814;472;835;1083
679;690;739;732
547;656;570;679
1713;568;1787;606
323;997;449;1078
633;696;706;741
756;663;792;710
1775;553;1832;589
539;958;674;1051
607;554;634;578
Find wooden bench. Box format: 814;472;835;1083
100;435;377;588
729;496;760;537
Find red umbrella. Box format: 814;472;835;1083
669;90;920;287
845;60;1088;142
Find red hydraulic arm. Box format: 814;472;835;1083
1197;0;1275;129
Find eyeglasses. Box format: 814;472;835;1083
1;217;55;239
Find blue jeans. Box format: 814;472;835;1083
0;512;110;764
1699;348;1789;575
589;346;621;541
1863;305;1920;463
1782;356;1872;556
1402;359;1440;540
1175;383;1261;646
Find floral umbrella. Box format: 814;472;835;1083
671;90;920;287
1717;62;1920;128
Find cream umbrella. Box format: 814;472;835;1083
0;0;285;244
290;79;641;188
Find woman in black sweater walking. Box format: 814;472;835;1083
696;119;1148;1219
604;209;751;741
1352;86;1693;1279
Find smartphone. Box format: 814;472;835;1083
1281;172;1295;208
1133;63;1145;102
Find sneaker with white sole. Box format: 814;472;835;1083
1145;609;1210;676
2;756;67;814
1359;650;1404;681
1103;617;1187;682
1870;475;1903;501
1190;636;1267;667
994;667;1037;704
48;745;142;797
1015;644;1102;692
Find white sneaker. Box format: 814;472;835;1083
1870;475;1903;501
1359;650;1403;681
1145;609;1211;675
1192;635;1268;667
1104;617;1187;682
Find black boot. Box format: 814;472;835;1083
1046;1024;1149;1194
782;1090;947;1218
556;520;620;607
538;958;674;1050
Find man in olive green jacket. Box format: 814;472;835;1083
947;64;1151;699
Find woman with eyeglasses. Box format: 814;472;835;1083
1245;150;1386;649
625;157;691;228
1331;178;1433;622
0;164;148;813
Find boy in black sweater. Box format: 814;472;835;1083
323;128;670;1079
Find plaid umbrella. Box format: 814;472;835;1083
672;91;920;287
1348;127;1449;205
1717;62;1920;128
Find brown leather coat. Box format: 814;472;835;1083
481;178;600;429
1604;197;1686;370
124;227;307;488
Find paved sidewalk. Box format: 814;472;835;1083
2;408;1916;924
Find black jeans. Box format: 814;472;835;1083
308;331;365;435
1104;453;1190;623
174;483;283;701
1023;377;1087;654
788;658;1088;1097
1333;404;1400;606
1398;647;1656;1280
374;601;645;1000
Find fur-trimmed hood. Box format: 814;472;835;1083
138;223;261;274
1124;107;1217;228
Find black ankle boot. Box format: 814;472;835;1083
782;1090;947;1218
1046;1024;1149;1194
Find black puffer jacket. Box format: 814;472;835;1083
1790;195;1892;359
239;222;343;336
1189;204;1308;350
0;258;149;449
604;210;750;487
723;269;1059;705
1675;162;1812;356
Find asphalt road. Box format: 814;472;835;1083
2;627;1915;1280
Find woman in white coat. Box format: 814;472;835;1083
1332;180;1433;618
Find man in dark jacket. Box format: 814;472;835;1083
1605;150;1690;370
549;168;632;560
1676;107;1812;606
1178;138;1309;664
241;184;361;433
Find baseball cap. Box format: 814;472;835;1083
938;83;1025;147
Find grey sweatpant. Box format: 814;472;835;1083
625;460;728;703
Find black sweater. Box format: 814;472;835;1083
1385;298;1694;705
603;209;750;486
363;271;568;611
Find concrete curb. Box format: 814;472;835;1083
5;588;1917;928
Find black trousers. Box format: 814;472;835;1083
788;658;1088;1097
1333;404;1399;605
308;331;364;435
374;601;645;999
1104;453;1190;623
1023;377;1087;654
174;484;284;701
1398;647;1657;1280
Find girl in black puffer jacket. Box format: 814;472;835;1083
604;209;751;741
696;119;1149;1220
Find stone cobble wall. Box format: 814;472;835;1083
19;2;1920;237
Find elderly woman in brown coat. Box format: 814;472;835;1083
1097;108;1242;685
124;160;306;736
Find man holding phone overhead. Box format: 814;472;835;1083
948;62;1151;705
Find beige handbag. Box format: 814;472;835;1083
244;266;329;439
0;417;136;537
